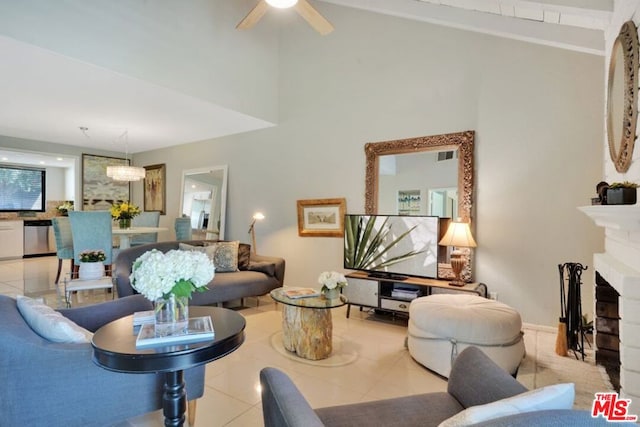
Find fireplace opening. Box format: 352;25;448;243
595;272;621;392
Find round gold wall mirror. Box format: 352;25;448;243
607;21;639;173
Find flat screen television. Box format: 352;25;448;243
0;165;46;212
344;214;439;280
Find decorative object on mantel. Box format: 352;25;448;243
438;219;477;287
591;181;609;205
318;271;347;300
606;181;638;205
130;249;214;337
78;249;106;280
110;201;141;229
56;201;74;216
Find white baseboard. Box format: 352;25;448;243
522;322;556;333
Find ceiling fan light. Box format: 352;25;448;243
266;0;298;9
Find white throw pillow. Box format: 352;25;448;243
438;383;575;427
16;295;93;343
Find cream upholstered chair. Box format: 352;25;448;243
175;217;192;241
51;217;74;284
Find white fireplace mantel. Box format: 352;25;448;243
578;205;640;231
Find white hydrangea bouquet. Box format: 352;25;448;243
130;249;215;301
318;271;348;293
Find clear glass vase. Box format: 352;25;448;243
119;218;131;229
154;294;189;337
323;288;340;300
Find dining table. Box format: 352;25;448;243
112;226;168;249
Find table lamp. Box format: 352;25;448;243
248;212;265;254
438;219;477;287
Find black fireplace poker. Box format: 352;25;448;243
558;262;588;361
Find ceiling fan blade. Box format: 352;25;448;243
294;0;334;35
236;0;270;30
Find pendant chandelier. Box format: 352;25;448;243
106;130;146;182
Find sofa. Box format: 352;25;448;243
114;240;285;306
0;294;205;427
260;346;610;427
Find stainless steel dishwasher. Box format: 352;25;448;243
23;219;56;257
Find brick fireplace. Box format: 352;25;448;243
580;204;640;416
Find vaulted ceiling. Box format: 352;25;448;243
0;0;611;160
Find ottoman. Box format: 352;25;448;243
407;294;525;378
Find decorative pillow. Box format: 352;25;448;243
237;243;251;270
248;261;276;277
16;295;93;343
179;242;209;253
207;241;240;272
438;383;575;427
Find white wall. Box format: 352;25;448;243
132;3;605;326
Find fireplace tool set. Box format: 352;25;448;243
555;262;588;360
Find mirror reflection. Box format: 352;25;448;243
377;150;458;218
364;131;474;281
180;165;228;240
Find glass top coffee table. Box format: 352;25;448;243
270;287;347;360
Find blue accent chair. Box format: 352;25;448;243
0;294;205;426
51;217;74;284
175;217;193;241
130;211;161;246
69;211;114;277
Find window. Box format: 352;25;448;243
0;165;46;212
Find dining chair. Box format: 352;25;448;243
175;217;193;241
51;217;74;284
68;211;114;277
130;211;161;246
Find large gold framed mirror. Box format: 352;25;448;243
364;130;474;280
607;21;639;173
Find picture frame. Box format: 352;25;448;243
82;154;130;210
297;198;346;237
143;163;166;214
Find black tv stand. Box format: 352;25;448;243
367;271;409;281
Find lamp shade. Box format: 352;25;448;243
106;165;146;182
439;220;477;248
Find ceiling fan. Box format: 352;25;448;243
237;0;334;35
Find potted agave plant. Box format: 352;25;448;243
606;181;638;205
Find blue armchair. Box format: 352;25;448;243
0;294;205;427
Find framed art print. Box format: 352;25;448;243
143;163;166;214
296;198;346;237
82;154;130;210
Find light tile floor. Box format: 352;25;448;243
0;256;610;426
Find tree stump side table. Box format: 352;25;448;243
270;287;347;360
